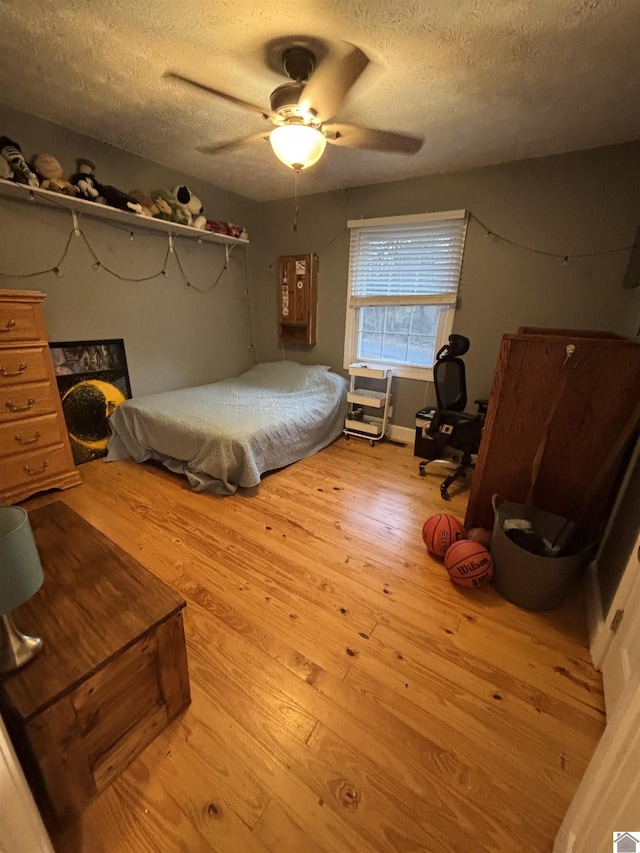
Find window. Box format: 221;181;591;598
343;210;468;381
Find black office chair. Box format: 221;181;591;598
416;335;488;500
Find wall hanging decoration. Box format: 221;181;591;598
49;339;131;464
276;253;318;345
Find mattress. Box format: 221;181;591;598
106;360;348;495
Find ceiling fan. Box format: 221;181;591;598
164;43;424;171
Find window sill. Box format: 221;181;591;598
343;361;433;382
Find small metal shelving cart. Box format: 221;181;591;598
343;364;393;445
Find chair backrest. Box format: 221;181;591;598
433;334;469;412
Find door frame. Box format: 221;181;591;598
587;437;640;669
587;532;640;669
554;676;640;852
0;714;53;853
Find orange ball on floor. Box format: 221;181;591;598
466;527;492;549
422;513;465;557
444;540;494;588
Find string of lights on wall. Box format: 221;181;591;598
468;212;635;264
0;186;635;289
0;189;239;294
309;212;635;264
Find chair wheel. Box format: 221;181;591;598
440;487;451;500
419;468;425;477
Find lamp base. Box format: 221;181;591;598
0;613;43;674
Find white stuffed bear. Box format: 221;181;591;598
173;185;206;229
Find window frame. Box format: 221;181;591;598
343;210;468;382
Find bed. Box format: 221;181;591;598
106;361;348;495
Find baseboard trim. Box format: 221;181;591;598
388;424;415;444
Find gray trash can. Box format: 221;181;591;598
490;495;593;611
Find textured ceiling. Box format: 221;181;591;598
0;0;639;202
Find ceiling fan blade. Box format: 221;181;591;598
164;71;279;121
324;123;423;154
299;46;369;122
197;132;271;156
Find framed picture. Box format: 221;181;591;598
49;338;132;465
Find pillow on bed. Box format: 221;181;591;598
238;361;334;390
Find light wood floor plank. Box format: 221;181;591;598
252;799;329;853
21;438;605;852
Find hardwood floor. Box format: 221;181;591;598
23;438;605;852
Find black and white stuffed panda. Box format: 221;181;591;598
173;185;206;229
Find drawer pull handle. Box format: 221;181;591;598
0;363;27;377
0;319;16;332
15;430;42;445
24;460;49;476
6;397;36;412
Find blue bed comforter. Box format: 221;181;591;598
106;361;348;494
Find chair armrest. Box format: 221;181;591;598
439;408;479;424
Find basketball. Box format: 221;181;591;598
422;513;465;557
466;527;492;549
444;540;494;588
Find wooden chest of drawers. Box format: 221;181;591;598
0;290;81;503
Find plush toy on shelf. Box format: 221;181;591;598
128;189;160;218
150;188;187;224
32;154;79;196
0;155;12;181
0;136;39;187
69;158;102;201
173;185;206;229
205;219;249;241
69;158;142;214
98;182;142;215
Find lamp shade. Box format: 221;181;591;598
269;124;326;170
0;507;44;615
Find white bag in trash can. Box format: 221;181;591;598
490;495;594;611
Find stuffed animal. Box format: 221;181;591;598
0;155;12;181
128;189;160;218
151;188;187;224
98;183;143;215
69;159;102;201
173;185;206;229
151;194;174;221
69;158;142;214
205;219;248;241
32;154;78;196
0;136;39;187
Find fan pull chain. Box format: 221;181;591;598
293;168;300;232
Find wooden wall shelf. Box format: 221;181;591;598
0;179;249;246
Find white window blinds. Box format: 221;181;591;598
347;210;468;302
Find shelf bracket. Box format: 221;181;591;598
71;211;80;237
168;234;175;254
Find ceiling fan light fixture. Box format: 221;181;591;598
269;124;326;170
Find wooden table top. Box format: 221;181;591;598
1;502;185;721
